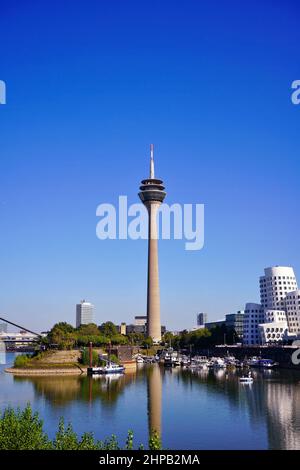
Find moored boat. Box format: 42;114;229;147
88;362;125;375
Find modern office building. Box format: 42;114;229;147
76;300;94;328
138;145;166;343
243;303;265;345
225;311;244;340
205;319;226;330
197;313;207;327
285;290;300;337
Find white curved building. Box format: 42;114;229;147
259;310;288;344
244;266;299;345
260;266;298;310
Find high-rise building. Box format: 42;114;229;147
244;266;299;345
197;313;207;327
138;145;166;343
260;266;298;310
76;300;94;328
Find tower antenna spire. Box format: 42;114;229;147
150;143;155;179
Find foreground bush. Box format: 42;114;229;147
0;405;162;450
13;354;31;368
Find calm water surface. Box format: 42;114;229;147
1;352;300;449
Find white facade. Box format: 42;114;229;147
285;290;300;337
76;300;94;328
244;266;299;345
243;303;265;345
259;310;288;344
260;266;298;310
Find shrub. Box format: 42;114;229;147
80;348;99;366
14;354;30;368
0;404;162;450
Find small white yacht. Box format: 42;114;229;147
239;372;253;384
88;362;125;375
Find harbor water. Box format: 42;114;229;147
1;353;300;449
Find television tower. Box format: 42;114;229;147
139;145;166;343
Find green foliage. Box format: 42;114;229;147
110;334;128;345
80;348;99;366
76;334;109;347
53;419;101;450
142;336;153;348
149;430;162;450
127;332;145;345
0;405;50;450
14;354;31;368
125;430;134;450
162;325;237;351
77;323;99;336
108;353;120;364
44;321;128;350
0;404;160;450
48;322;76;350
99;321;118;337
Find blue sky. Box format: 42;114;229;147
0;0;299;331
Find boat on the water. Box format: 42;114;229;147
247;357;278;369
239;372;254;384
163;348;181;367
88;362;125;375
208;357;226;368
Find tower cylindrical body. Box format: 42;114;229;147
146;201;162;342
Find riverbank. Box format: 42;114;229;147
5;348;137;375
5;366;85;375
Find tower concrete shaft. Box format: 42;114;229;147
138;145;166;343
146;201;162;342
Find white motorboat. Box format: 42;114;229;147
88;362;125;375
208;357;226;368
239;372;253;384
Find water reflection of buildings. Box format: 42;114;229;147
12;365;300;449
183;368;300;450
261;377;300;449
14;364;163;442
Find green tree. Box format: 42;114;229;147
0;405;50;450
0;404;162;450
76;323;99;336
99;321;118;337
47;322;76;350
142;337;153;348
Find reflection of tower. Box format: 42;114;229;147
139;145;166;342
147;364;162;436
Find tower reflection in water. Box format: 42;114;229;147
147;364;162;438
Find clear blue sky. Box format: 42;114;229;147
0;0;299;332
